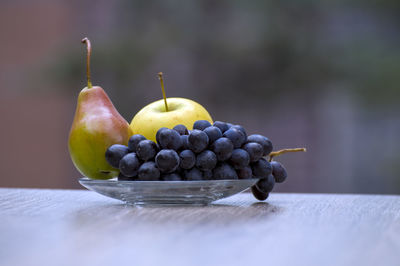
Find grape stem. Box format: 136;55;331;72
81;37;92;88
158;72;169;112
268;148;306;162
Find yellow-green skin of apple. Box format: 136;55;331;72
130;97;213;142
68;86;132;180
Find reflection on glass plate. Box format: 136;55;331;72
79;177;259;206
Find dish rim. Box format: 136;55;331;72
79;177;259;185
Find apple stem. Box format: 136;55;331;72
81;37;92;88
158;72;169;112
268;148;306;162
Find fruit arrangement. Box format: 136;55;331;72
105;120;305;200
68;38;305;201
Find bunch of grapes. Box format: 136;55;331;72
105;120;291;201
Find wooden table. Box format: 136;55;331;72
0;188;399;266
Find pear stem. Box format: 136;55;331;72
81;37;92;88
268;148;306;162
158;72;169;112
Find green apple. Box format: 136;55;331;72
130;97;213;142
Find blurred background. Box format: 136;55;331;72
1;0;399;193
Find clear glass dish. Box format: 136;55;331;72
79;177;259;206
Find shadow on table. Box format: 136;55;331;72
71;200;282;227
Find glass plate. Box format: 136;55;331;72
79;177;259;206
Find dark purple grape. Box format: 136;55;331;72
128;134;146;152
184;167;203;180
155;149;180;173
156;127;168;145
242;142;263;162
118;172;136;181
202;170;213;180
157;128;182;150
136;140;158;161
193;120;212;131
137;162;160;181
213;163;238;180
119;153;140;177
196;150;217;171
188;129;209;153
231;125;247;139
161;172;182;181
223;128;246;148
213;121;229;133
251;186;269;201
173;124;188;135
256;174;275;193
271;161;288;183
105;144;130;168
246;134;273;156
237;166;252;179
229;149;250;169
203;126;222;144
179;149;196;169
251;158;272;179
210;137;234;161
180;135;189;150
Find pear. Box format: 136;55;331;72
68;38;132;180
